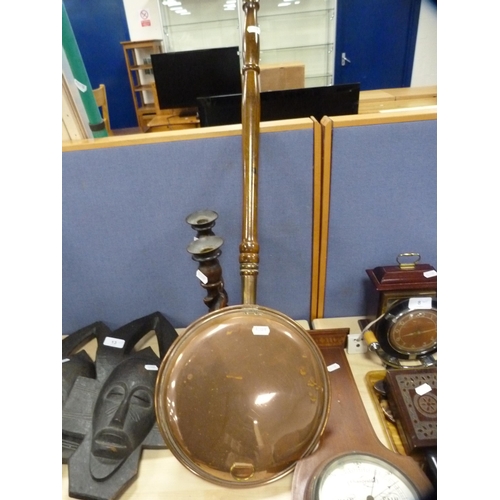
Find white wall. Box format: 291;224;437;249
412;0;437;86
123;0;163;42
122;0;437;88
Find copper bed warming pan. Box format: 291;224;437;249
154;0;331;487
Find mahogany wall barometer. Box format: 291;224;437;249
291;331;435;500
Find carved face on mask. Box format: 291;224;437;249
90;356;158;480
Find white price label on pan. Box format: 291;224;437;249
252;326;270;336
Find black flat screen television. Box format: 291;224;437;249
151;46;241;111
197;83;361;127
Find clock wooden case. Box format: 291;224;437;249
366;253;437;316
363;254;437;368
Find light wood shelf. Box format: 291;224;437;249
121;39;163;132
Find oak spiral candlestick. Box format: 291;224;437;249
187;235;228;312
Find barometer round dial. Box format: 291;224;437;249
377;297;437;359
312;452;421;500
388;307;437;355
363;297;437;367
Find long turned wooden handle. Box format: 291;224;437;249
240;0;261;305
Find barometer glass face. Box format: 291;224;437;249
314;453;420;500
388;309;437;355
155;304;331;487
375;297;437;361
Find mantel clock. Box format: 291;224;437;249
366;252;436;316
364;253;437;368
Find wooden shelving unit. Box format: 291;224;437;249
121;39;163;132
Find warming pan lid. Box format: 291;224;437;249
155;304;331;487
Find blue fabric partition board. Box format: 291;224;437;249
62;129;314;334
323;119;437;318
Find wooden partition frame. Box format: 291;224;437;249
312;116;334;321
309;116;333;321
314;108;437;320
304;105;437;321
309;117;324;322
62;118;315;152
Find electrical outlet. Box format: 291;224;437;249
347;333;368;354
